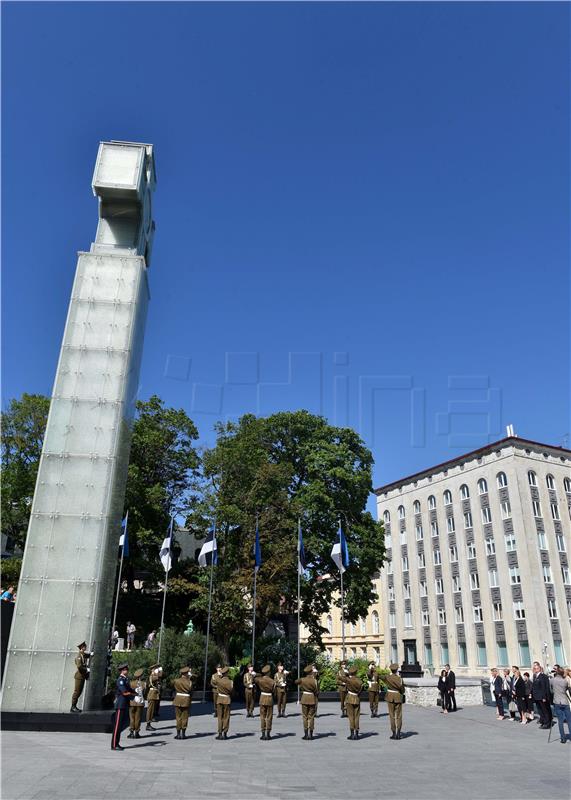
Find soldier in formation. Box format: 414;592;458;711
255;664;275;739
385;663;405;740
243;663;257;717
214;666;233;739
172;666;193;739
146;663;162;731
367;661;380;717
274;662;288;717
127;668;146;738
70;641;93;713
211;664;221;717
340;665;362;740
336;660;349;718
296;663;319;740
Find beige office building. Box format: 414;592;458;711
375;436;571;677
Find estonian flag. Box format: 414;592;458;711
160;518;174;572
331;523;349;573
254;522;262;572
298;521;306;575
198;527;218;567
119;513;129;558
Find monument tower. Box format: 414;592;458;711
2;141;156;713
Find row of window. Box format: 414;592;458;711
325;611;381;636
400;639;568;670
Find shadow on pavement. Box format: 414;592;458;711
357;731;378;739
268;732;296;739
312;732;336;739
228;732;256;739
125;741;167;749
399;731;418;739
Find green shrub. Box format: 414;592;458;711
0;558;22;588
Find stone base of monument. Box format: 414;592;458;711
404;677;484;707
1;710;127;733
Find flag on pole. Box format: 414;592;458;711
298;521;306;575
119;513;129;558
160;518;174;572
331;523;349;573
198;527;218;567
254;522;262;572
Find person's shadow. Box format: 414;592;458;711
125;741;167;749
311;732;336;739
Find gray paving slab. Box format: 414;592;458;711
2;702;570;800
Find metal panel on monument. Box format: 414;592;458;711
2;142;156;714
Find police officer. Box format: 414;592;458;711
367;661;380;717
111;663;135;751
243;663;257;717
336;660;349;717
274;662;289;717
255;665;275;739
340;665;363;740
385;663;405;740
70;641;93;712
215;666;233;740
146;664;162;731
127;668;146;738
295;664;319;740
173;666;193;739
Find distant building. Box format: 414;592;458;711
375;436;571;676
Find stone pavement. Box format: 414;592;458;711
2;701;570;800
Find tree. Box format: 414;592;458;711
1;394;50;550
188;410;385;658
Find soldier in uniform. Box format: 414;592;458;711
127;668;146;738
243;663;257;717
367;661;380;717
295;664;319;740
255;665;275;739
336;660;349;717
146;663;162;731
274;662;289;717
111;662;135;751
215;666;233;739
172;666;193;739
211;664;222;717
340;665;363;740
70;641;93;712
385;663;405;740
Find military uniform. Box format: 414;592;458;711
385;664;405;739
211;664;222;717
173;666;193;739
70;642;92;712
274;664;288;717
255;665;275;739
295;664;319;740
127;668;146;738
111;664;135;750
146;664;162;731
336;662;349;717
367;664;380;717
243;665;257;717
215;667;233;739
340;666;362;739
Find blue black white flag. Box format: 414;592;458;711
331;523;349;574
298;521;306;575
254;522;262;572
198;527;218;567
160;518;174;572
119;513;129;558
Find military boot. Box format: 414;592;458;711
303;728;308;740
354;730;360;740
181;730;186;739
146;724;156;732
347;730;354;740
260;731;266;740
308;729;313;740
70;705;81;713
175;731;181;740
127;731;134;739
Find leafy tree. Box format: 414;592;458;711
1;394;50;550
0;557;22;587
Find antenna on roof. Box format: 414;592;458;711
506;424;516;438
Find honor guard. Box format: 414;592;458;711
367;661;380;717
243;663;257;717
211;664;222;717
274;662;289;717
111;663;135;751
295;664;319;740
127;668;146;738
255;665;275;739
215;666;233;739
336;660;349;717
146;664;162;731
341;666;362;740
173;666;193;739
385;663;405;740
70;641;93;712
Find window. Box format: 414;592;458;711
455;606;464;624
373;647;381;666
565;477;571;493
458;642;468;666
537;531;547;550
562;566;571;585
438;608;447;625
551;503;560;521
478;478;488;494
424;644;433;665
449;545;458;562
470;572;480;590
467;542;477;559
485;538;496;555
542;565;552;584
404;610;412;628
532;500;542;518
398;505;405;520
420;580;427;596
389;612;396;628
403;583;411;599
435;577;444;594
416;524;424;541
447;517;456;533
505;532;516;552
385;534;392;548
387;560;393;574
500;501;511;519
489;569;499;588
567;600;571;620
464;511;473;529
418;552;426;568
422;609;430;625
431;521;439;538
493;602;503;621
413;500;421;514
496;472;508;488
477;641;487;666
400;530;407;545
350;647;357;658
433;549;441;565
443;490;452;506
509;566;521;584
554;641;567;665
513;601;525;620
391;644;398;663
556;533;566;552
460;484;470;499
473;606;483;622
360;617;366;634
428;495;436;510
546;474;555;490
388;586;395;601
360;647;367;659
372;611;380;634
350;622;356;636
326;615;333;634
383;510;390;523
519;641;531;666
528;470;537;487
548;599;558;619
402;555;409;572
452;575;461;592
497;642;508;666
481;507;492;524
441;643;449;664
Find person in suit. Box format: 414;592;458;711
127;668;146;738
523;671;534;720
339;666;362;740
111;663;135;751
215;666;233;739
211;664;222;717
274;662;288;717
295;664;319;740
70;641;92;713
512;667;527;724
367;662;380;717
437;670;449;714
336;660;349;718
243;664;257;717
532;661;553;729
445;664;457;711
490;668;505;719
172;666;193;739
145;664;162;731
255;665;275;739
385;663;405;740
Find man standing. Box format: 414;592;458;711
295;664;319;740
274;662;288;717
255;665;275;740
336;660;349;718
243;663;257;717
385;663;405;740
70;641;92;713
172;666;193;740
367;661;380;717
211;664;222;718
146;664;162;731
127;668;146;739
111;663;135;751
215;666;233;740
445;664;457;712
490;668;505;719
341;665;363;740
532;660;553;729
549;664;571;743
126;621;136;651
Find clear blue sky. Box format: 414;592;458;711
2;2;569;509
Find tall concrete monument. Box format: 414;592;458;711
2;141;156;713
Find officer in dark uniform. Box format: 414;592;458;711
111;663;135;751
70;641;92;712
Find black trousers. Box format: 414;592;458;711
446;691;457;711
536;700;553;726
111;707;126;749
494;693;504;717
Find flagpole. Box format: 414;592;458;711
297;517;301;705
252;513;258;666
111;510;128;649
157;516;172;664
202;525;216;703
339;517;346;661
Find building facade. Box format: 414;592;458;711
376;437;571;677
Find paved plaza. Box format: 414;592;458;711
2;701;569;800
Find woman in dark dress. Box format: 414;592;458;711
437;670;448;714
523;671;534;721
512;668;527;724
